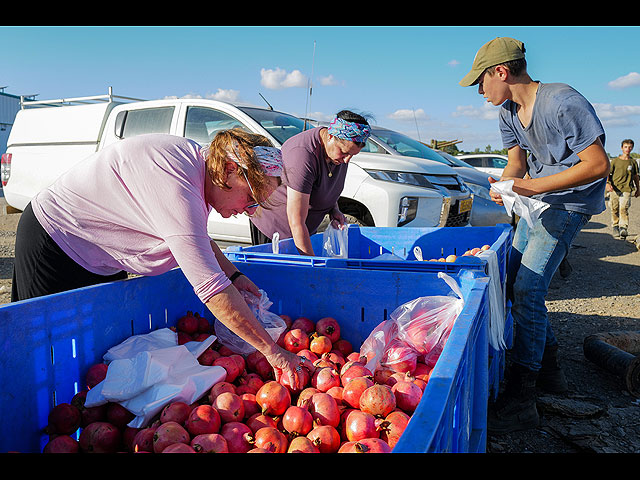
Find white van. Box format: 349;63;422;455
2;89;473;244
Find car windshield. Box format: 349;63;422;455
238;107;309;145
371;128;454;165
437;151;476;168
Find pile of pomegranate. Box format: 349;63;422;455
42;311;434;454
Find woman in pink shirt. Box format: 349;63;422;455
11;129;309;389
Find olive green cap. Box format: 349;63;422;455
459;37;526;87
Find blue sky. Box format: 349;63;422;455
2;25;640;155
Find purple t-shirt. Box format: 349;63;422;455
31;134;231;304
250;127;348;238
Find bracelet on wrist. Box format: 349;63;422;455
229;271;244;283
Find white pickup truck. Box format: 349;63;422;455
1;89;473;244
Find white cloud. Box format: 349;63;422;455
260;67;307;90
319;74;340;86
209;88;241;103
448;59;460;67
593;102;640;127
452;103;500;121
607;72;640;89
388;108;428;121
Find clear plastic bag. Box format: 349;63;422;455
360;272;465;372
322;224;348;257
214;289;288;355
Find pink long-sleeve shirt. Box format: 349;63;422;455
31;134;231;303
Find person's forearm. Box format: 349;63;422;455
205;285;279;357
290;222;315;256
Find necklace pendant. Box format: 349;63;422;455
328;171;332;177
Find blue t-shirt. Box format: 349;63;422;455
499;82;606;215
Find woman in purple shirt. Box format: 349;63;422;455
250;110;371;256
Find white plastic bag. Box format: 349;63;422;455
477;249;507;350
322;224;348;257
360;272;465;372
490;179;550;228
214;289;287;355
85;328;226;428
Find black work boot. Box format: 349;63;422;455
536;345;569;394
488;363;540;435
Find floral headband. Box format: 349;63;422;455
200;144;283;177
327;116;371;144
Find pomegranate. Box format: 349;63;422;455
281;405;313;437
296;387;320;408
414;362;433;382
344;410;380;442
106;402;135;430
185;404;221;436
342;376;374;409
333;338;353;357
291;317;315;334
241;393;261;418
253;426;288;453
132;426;157;453
198;347;220;366
176;311;199;334
359;384;396;418
296;349;319;365
79;421;122;453
338;438;392;453
340;359;365;376
308;392;340;428
287;436;320;453
315;317;341;343
159;401;191;425
43;435;79;453
46;403;81;435
213;392;245;423
379;410;410;448
277;364;310;395
209;381;236;402
191;433;229;453
309;334;332;355
123;426;141;452
391;380;423;413
71;390;107;427
152;421;190;453
197;313;211;333
256;381;291;416
323;351;345;371
306;425;341;453
85;363;108;389
236;372;264;394
283;328;311;353
279;314;293;329
340;364;373;386
373;367;395;385
382;339;418;374
162;442;196;453
220;421;254;453
311;367;340;392
326;386;344;405
245;413;278;434
213;356;242;383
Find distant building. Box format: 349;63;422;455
0;89;23;155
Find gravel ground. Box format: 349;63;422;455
0;196;638;453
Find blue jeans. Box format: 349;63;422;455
507;208;591;371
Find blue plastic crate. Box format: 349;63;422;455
225;224;513;286
226;224;514;399
0;263;489;453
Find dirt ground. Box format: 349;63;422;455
0;196;638;453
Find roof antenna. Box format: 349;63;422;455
259;93;273;110
304;41;316;130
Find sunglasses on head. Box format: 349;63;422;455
237;165;260;210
